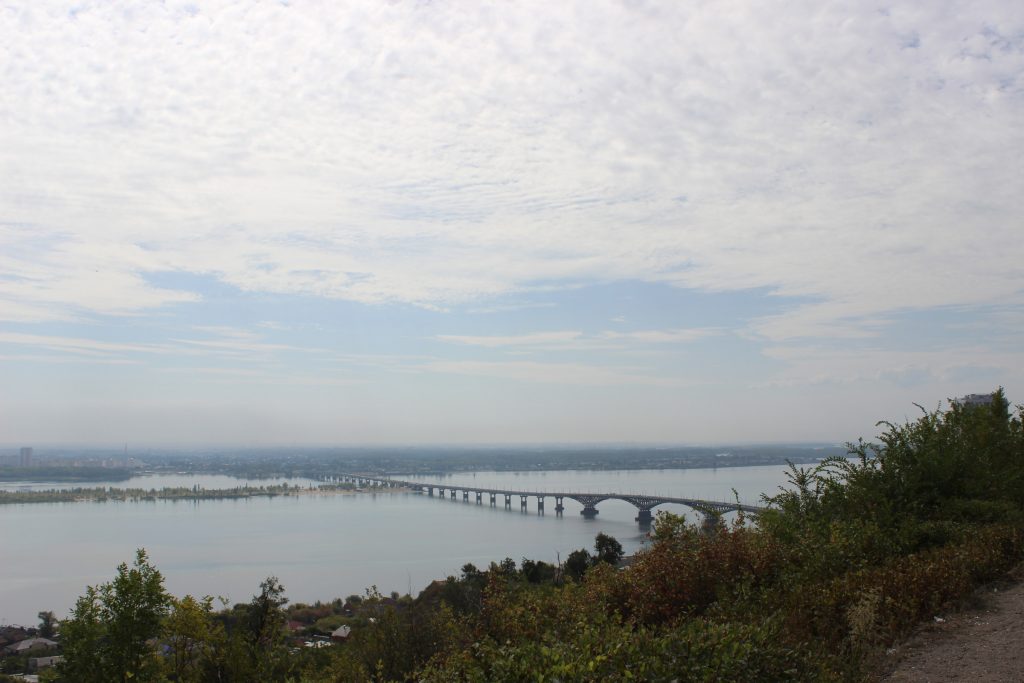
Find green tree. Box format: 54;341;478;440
594;532;624;565
164;594;223;683
520;558;556;584
59;549;171;683
493;557;517;577
59;585;107;682
37;610;57;639
245;576;293;681
564;548;591;581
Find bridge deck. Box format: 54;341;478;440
337;474;764;514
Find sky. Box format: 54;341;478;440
0;1;1022;446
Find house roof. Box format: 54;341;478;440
331;625;351;638
6;637;58;652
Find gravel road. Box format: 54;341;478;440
882;567;1024;682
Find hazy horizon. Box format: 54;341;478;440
0;440;845;451
2;2;1021;445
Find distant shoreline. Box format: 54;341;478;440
0;484;412;505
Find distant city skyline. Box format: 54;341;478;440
1;2;1021;445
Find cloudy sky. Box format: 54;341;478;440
1;1;1021;446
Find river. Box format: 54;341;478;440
0;464;794;626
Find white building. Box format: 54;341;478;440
953;393;995;408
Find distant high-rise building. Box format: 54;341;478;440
19;447;33;467
953;393;995;409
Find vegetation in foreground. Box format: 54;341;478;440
8;391;1021;681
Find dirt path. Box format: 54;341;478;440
881;567;1024;682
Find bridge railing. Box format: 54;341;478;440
331;473;764;523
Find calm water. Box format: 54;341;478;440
0;465;792;625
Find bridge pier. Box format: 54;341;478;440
333;473;763;526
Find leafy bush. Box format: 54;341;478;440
421;616;820;683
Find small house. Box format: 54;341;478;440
4;637;58;655
29;655;63;672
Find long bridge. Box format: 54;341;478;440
329;473;765;527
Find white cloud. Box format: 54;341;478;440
0;330;317;361
157;365;362;387
0;0;1021;344
0;332;173;357
170;338;316;355
757;344;1023;389
601;328;721;344
436;331;584;348
421;360;681;387
190;325;261;340
436;327;719;351
0;353;142;365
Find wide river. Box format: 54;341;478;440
0;465;793;625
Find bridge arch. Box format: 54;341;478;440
565;494;611;518
332;473;763;527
